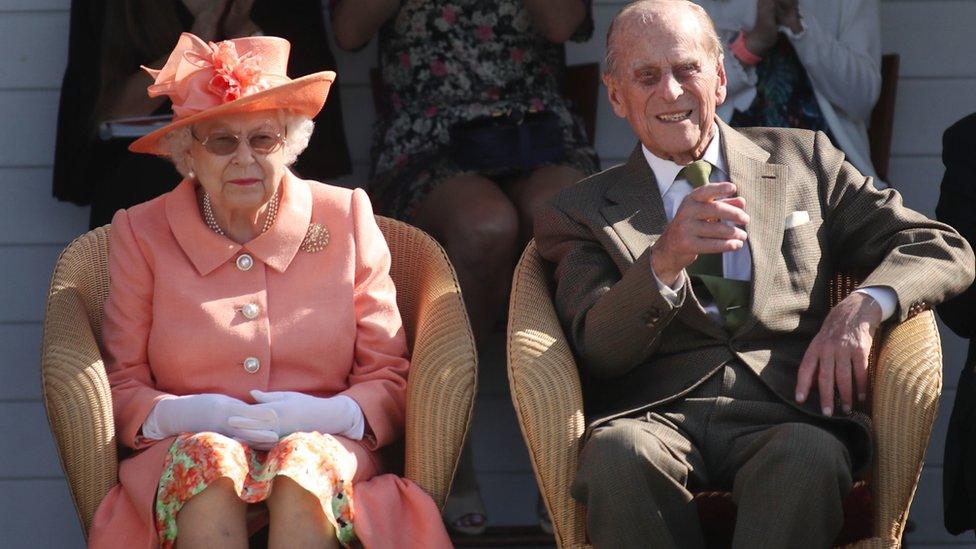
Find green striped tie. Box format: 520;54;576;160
678;161;750;331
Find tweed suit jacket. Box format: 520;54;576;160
535;120;975;457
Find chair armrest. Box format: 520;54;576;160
399;228;478;510
869;310;942;543
508;243;589;548
40;287;118;536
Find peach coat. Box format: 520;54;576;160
87;172;451;548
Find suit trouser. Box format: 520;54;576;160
571;363;854;549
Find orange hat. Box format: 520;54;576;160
129;33;335;156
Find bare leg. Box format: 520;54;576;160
175;477;248;549
412;173;520;346
266;475;339;549
503;164;587;244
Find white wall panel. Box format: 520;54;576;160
882;1;976;78
0;480;84;549
0;90;60;166
0;168;88;244
0;323;43;400
0;402;64;478
891;78;976;157
0;1;68;12
0;12;67;89
0;245;65;323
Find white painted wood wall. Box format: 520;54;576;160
1;0;974;546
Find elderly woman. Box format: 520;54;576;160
86;33;451;549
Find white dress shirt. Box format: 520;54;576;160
642;131;895;321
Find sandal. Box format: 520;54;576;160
443;489;488;536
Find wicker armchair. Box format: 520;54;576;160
41;216;478;538
507;240;942;549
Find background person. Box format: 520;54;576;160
937;112;976;538
331;0;600;535
52;0;352;229
693;0;882;180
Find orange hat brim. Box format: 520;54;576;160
129;71;335;156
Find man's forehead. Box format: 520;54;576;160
617;29;710;70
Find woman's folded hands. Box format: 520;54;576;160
142;391;366;450
245;390;366;442
141;393;279;447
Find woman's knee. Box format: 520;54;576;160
511;164;587;225
428;175;520;265
178;477;246;522
266;475;324;518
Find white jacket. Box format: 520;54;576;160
695;0;882;180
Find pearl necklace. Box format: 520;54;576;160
202;190;280;237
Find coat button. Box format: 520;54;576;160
241;303;259;319
243;357;260;373
236;254;254;271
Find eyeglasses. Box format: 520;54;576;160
191;127;287;156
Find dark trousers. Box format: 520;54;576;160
572;363;854;549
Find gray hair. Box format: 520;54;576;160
164;111;315;178
604;0;723;77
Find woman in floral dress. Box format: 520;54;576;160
332;0;599;534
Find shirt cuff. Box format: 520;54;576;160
650;263;685;306
854;286;896;321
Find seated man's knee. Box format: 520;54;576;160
579;421;676;485
764;423;853;482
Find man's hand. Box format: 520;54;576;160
184;0;229;42
795;292;883;416
222;0;262;38
775;0;802;34
744;0;780;57
651;182;749;286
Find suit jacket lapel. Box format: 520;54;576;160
600;145;668;261
718;120;789;336
601;145;727;340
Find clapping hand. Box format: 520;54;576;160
744;0;780;57
222;0;263;38
182;0;229;42
774;0;802;34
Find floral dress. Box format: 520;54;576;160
729;35;834;142
365;0;600;220
154;431;357;548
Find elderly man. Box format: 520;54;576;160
534;1;975;547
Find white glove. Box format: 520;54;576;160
142;393;279;449
242;390;366;441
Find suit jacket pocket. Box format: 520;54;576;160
781;219;824;287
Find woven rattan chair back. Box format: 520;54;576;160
42;216;477;536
